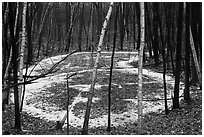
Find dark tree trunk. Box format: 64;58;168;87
184;2;191;104
26;3;34;65
36;3;52;58
8;2;21;131
66;75;70;134
190;3;199;62
165;3;175;73
173;3;183;110
64;3;79;52
124;3;130;42
158;3;168;114
107;3;119;132
78;3;84;52
197;3;202;71
65;3;71;52
2;3;9;78
133;4;136;49
119;3;124;51
136;3;141;50
152;3;159;65
145;3;152;58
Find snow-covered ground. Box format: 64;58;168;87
12;52;184;129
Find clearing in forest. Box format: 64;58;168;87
12;52;183;129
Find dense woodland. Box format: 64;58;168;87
2;2;202;135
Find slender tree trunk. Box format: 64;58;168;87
6;69;11;105
107;3;119;132
66;75;70;134
65;3;71;52
119;3;124;51
165;3;174;71
20;56;29;112
45;13;52;56
37;3;53;58
78;3;84;52
136;3;141;50
152;3;159;66
166;4;176;74
96;3;102;42
64;3;80;52
133;4;136;49
86;4;93;51
26;3;33;64
189;28;202;87
14;2;21;39
173;3;183;109
184;2;191;104
3;3;12;110
158;3;168;115
138;2;145;135
3;45;12;81
145;3;152;58
2;3;9;79
19;2;27;109
8;2;21;132
197;3;202;71
81;2;114;134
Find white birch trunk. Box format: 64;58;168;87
19;2;27;108
138;2;145;134
82;2;114;134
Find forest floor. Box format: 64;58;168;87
2;52;202;135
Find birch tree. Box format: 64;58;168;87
81;2;114;135
138;2;145;134
19;2;27;109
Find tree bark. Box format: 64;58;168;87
158;3;168;114
133;4;136;49
165;3;175;73
119;3;124;51
136;3;141;50
66;75;70;134
189;27;202;87
107;3;119;132
8;2;21;131
152;3;159;66
19;2;27;110
26;3;34;64
77;3;84;52
36;3;53;59
145;3;152;58
173;3;183;109
184;2;191;104
64;3;80;52
81;2;114;135
138;2;145;135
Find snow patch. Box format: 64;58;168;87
18;53;184;129
70;84;102;92
117;61;133;68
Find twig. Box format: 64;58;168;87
3;50;78;92
27;56;45;78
